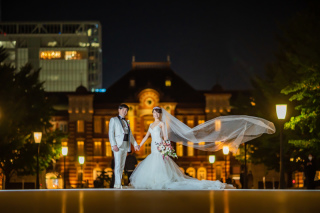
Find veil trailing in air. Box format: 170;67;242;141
160;108;276;153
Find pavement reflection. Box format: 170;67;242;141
0;189;319;213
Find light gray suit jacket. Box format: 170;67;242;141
109;116;138;152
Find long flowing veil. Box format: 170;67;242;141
161;108;275;153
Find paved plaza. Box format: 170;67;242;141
0;189;319;213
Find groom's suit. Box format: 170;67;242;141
109;116;138;188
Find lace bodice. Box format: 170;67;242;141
149;122;163;153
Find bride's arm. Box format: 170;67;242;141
139;131;151;147
160;122;168;140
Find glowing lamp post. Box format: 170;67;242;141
276;104;287;189
276;105;287;119
209;155;216;181
62;146;68;189
223;146;229;183
78;156;85;188
34;132;42;189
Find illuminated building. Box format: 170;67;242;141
40;58;239;188
0;22;102;92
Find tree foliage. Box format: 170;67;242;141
0;47;65;184
233;2;320;174
279;3;320;152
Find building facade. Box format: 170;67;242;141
46;59;241;189
0;22;102;92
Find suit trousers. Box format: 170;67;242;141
113;141;128;188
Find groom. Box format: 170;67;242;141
109;104;140;189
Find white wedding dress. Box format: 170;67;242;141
130;122;234;190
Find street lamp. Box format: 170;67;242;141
209;155;216;180
276;104;287;189
78;156;85;188
223;146;229;183
62;146;68;189
34;132;42;189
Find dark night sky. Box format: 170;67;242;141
1;0;308;90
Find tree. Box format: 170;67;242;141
233;2;320;187
279;3;320;154
0;47;65;187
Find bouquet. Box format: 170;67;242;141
155;140;178;160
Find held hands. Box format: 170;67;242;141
112;145;119;152
134;145;140;151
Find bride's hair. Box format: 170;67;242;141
152;107;162;120
152;107;162;114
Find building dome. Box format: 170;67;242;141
211;84;224;92
76;85;88;93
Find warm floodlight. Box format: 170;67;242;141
34;132;42;143
62;146;68;156
78;156;85;165
209;155;216;164
223;146;229;155
276;104;287;120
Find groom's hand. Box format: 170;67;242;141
112;145;119;152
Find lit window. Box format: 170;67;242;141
77;120;84;132
165;80;171;87
77;141;84;155
65;51;81;60
187;142;194;156
61;140;68;147
105;120;110;134
187;119;194;128
176;142;183;157
0;41;16;48
94;141;102;156
105;142;112;157
94;117;101;133
130;79;135;87
48;41;57;47
186;167;196;178
87;29;92;36
198;119;205;125
197;167;207;180
91;42;100;47
40;51;61;60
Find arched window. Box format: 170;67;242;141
216;165;222;181
186;167;196;178
93;168;102;180
197;167;207;180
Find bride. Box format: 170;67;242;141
130;107;275;190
